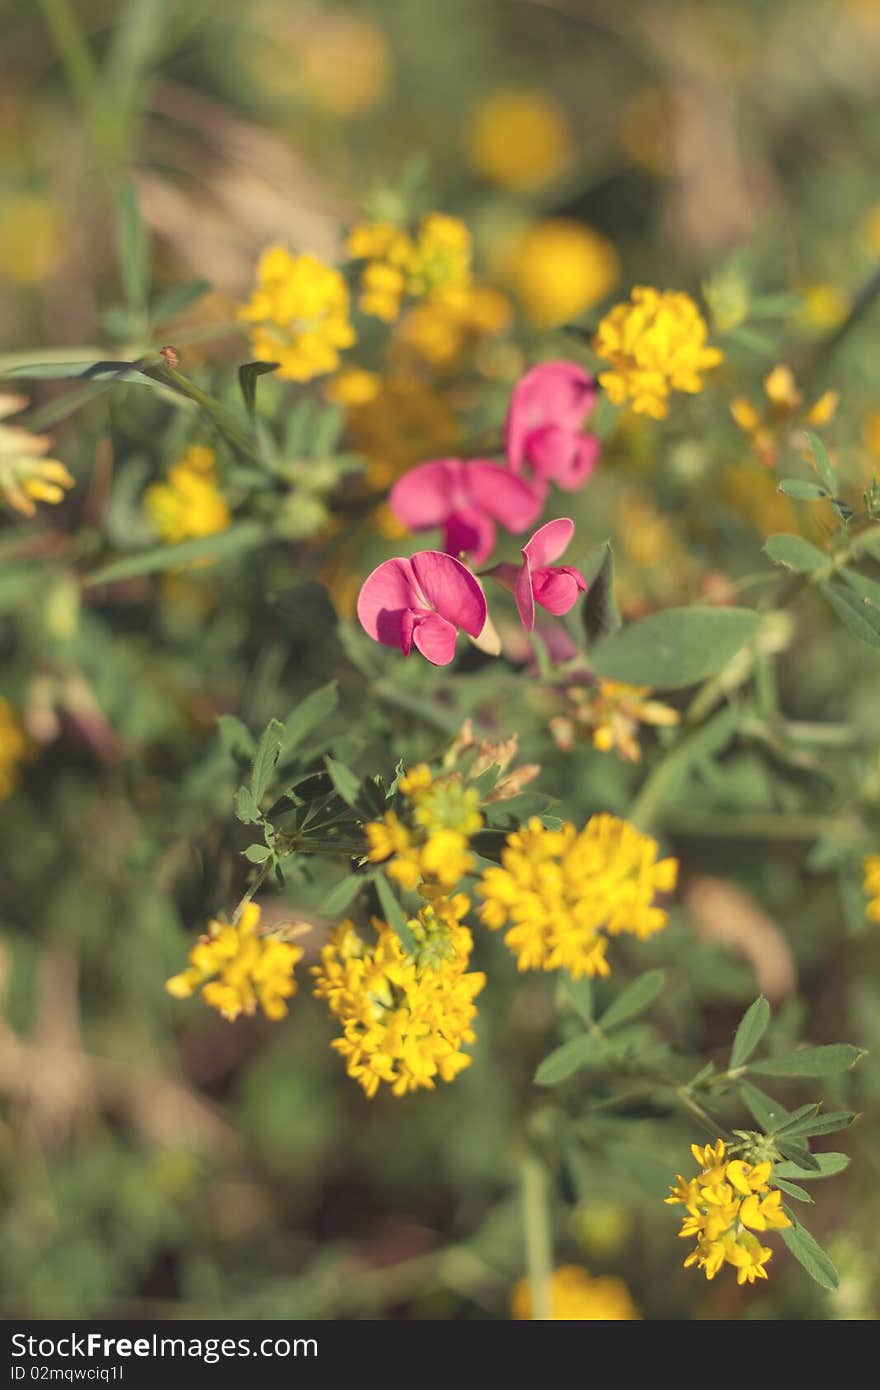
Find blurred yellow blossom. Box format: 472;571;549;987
594;287;722;418
478;814;677;978
731;364;838;469
298;11;392;117
323;367;382;406
551;680;679;762
0;191;62;285
239;246;356;381
511;1264;640;1320
799;282;849;330
345;375;459;488
165;902;304;1021
0;698;31;800
312;899;485;1097
0;394;74;517
348;213;472;323
398;283;512;369
466;89;572;190
143;445;230;545
499;219;619;329
863;855;880;922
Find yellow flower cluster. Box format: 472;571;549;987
594;287;723;419
399;282;511;369
0;697;31;800
731;363;838;469
666;1140;791;1286
239;245;356;381
477;814;677;978
466;89;572;191
0;393;74;517
499;219;619;330
365;764;484;892
347;213;471;323
550;680;679;763
863;854;880;923
312;895;485;1098
143;445;230;545
510;1264;640;1320
165;902;303;1021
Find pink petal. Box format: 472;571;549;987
536;620;579;664
523;517;575;568
444;508;497;565
409;550;487;638
515;554;536;631
556;433;601;491
505;361;596;473
412;613;459;665
483;561;520;593
357;557;421;650
524;427;601;491
389;459;464;529
531;565;586;616
465;461;543;532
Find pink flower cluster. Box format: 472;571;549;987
357;361;600;665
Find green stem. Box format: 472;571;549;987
658;809;858;840
520;1153;554;1321
37;0;101;116
674;1087;732;1141
231;862;272;925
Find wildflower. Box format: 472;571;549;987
311;903;485;1097
398;283;511;369
323;367;381;405
298;11;391;117
165;903;303;1021
0;698;31;799
666;1138;791;1286
505;360;601;493
347;213;471;324
552;680;680;762
238;245;356;381
357;550;487;666
0;191;62;286
466;88;572;191
511;1264;640;1320
730;364;838;469
389;458;541;565
143;445;230;545
498;219;619;329
863;855;880;923
477;814;677;977
486;518;587;632
593;286;722;419
0;394;74;517
365;764;483;892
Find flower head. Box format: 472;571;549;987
165;903;303;1021
477;813;677;977
311;902;485;1097
498;219;619;329
0;394;74;517
487;518;587;632
365;764;483;893
505;361;601;492
143;444;230;545
731;363;839;469
511;1264;639;1320
551;680;680;762
357;550;487;666
347;213;471;323
667;1138;791;1286
239;246;356;381
593;286;722;418
467;89;572;191
389;458;542;565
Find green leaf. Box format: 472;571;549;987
243;843;272;864
250;719;285;804
590;606;761;689
563;974;594;1023
117;181;148;314
580;542;621;647
820;582;880;648
150;278;211;324
774;1178;814;1203
233;786;260;824
774;1152;850;1181
282;682;338;758
324;756;360;807
84;521;266;586
217;715;256;760
736;1081;789;1132
774;1110;855;1140
840;566;880;607
763;534;827;575
780;1219;839;1291
320;874;366;916
775;1139;820;1172
238;360;278;418
748;1045;866;1078
600;970;666;1030
806;432;837;495
534;1033;604;1086
729;997;771;1071
374;873;416;953
3;359;157;385
778;478;828;501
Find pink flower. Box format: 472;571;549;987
357;550;487;666
505;360;600;492
389;458;542;565
487;518;586;632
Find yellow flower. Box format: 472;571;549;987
143;444;230;545
511;1264;639;1320
348;213;472;324
311;904;485;1098
499;219;619;329
863;854;880;923
554;680;680;762
398;283;512;369
0;394;74;517
239;246;356;381
730;364;838;468
323;367;382;406
0;698;31;800
477;814;677;978
667;1138;791;1285
466;89;572;191
594;286;722;419
366;766;484;894
298;12;391;117
166;903;303;1022
0;191;62;286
